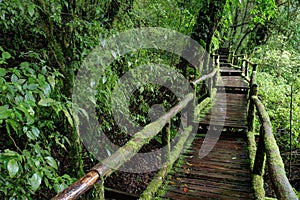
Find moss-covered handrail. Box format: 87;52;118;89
250;96;297;200
51;65;219;200
139;89;216;199
52;94;193;200
192;68;217;85
245;60;297;199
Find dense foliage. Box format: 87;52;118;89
0;0;299;199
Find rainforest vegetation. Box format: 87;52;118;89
0;0;299;199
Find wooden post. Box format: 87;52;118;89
162;121;171;164
51;171;100;200
239;56;242;66
252;64;257;73
241;55;246;74
208;57;213;93
249;64;257;92
248;84;258;132
245;61;248;77
252;96;298;200
253;126;266;175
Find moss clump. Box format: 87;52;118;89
252;174;265;199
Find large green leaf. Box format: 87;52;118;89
63;108;74;127
31;127;40;139
26;130;36;140
11;74;18;82
7;159;19;178
28;4;35;17
0;106;11;120
0;68;7;77
38;98;56;106
2;51;11;60
29;173;42;191
45;156;58;170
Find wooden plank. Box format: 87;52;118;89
157;65;255;199
170;177;252;192
167;181;254;199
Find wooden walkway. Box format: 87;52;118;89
157;65;255;199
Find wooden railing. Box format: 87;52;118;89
52;59;220;200
230;55;298;200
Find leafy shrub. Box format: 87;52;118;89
0;48;75;199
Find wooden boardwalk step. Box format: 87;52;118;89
159;133;254;200
200;92;248;129
220;67;242;76
147;64;255;199
156;66;254;199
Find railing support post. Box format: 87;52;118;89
213;56;220;88
162;121;171;164
241;55;246;74
245;61;249;77
253;126;266;175
248;84;257;132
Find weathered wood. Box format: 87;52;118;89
246;130;265;199
200;92;248;129
160;132;255;199
162;121;171;164
51;171;100;200
251;96;297;200
245;61;248;77
242;58;255;66
139;126;193;200
140;94;214;199
253;126;266;175
247;84;257;132
227;63;251;82
53;93;194;200
192;68;218;85
53;65;219;199
219;67;242;76
241;55;246;74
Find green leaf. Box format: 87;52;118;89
63;108;74;127
38;98;56;106
26;131;36;140
0;68;6;77
20;62;29;68
54;183;67;193
7;159;19;178
6;119;19;133
31;127;40;138
45;156;58;170
29;173;42;191
11;74;18;82
27;83;38;90
0;106;11;120
28;4;35;17
1;149;19;157
41;83;51;96
47;75;56;89
2;51;11;60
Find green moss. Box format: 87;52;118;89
140;94;214;199
139;126;192;199
246;131;257;171
252;174;265;199
265;197;277;200
92;176;105;200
